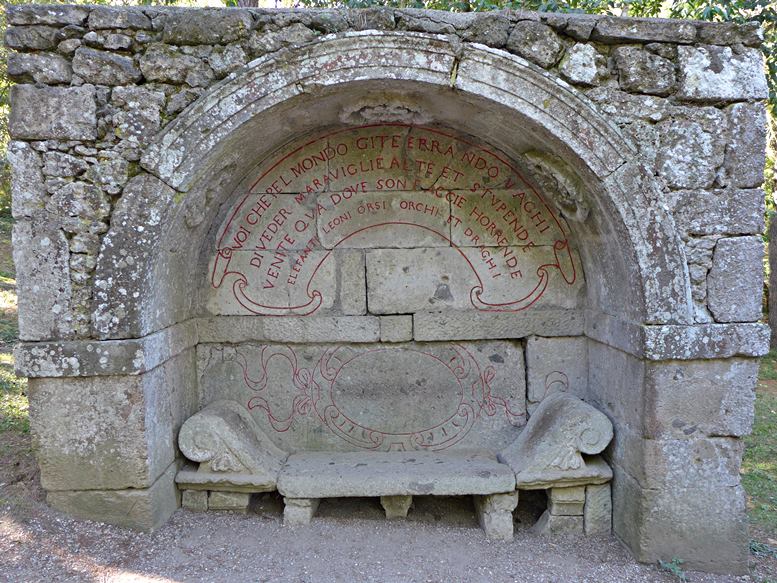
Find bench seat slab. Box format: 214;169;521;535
277;450;516;498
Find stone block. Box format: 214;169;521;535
366;248;470;313
10;85;97;141
668;188;764;236
414;309;584;341
532;511;584;535
338;250;367;315
111;86;168;152
584;484;611;535
548;486;585;516
267;314;378;341
584;340;646;431
525;336;587;407
7;141;45;219
695;21;763;47
8;4;89;26
613;428;745;491
707;236;763;323
5;26;62;51
585;86;671;125
677;45;768;101
380;315;413;342
208;44;247;78
7;52;72;85
29;351;197;492
316;191;451;249
366;247;581;315
7;4;91;26
723;102;767;189
47;462;179;531
12;218;73;341
380;495;413;519
72;48;142;86
278;451;515;498
200;341;525;453
613;466;748;574
559;43;603;87
139;43;203;85
458;13;511;46
208;491;251;512
196;315;381;344
506;21;564;68
612;47;675;96
47;181;110;228
88;6;153;30
246;23;320;58
642;322;770;360
549;486;586;503
592;16;696;43
15;320;197;378
656;118;722;189
43;152;89;178
162;9;253;45
474;491;518;541
182;489;208;512
644;359;757;439
206;247;364;317
283;498;320;526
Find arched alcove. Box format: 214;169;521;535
91;32;693;342
11;7;765;572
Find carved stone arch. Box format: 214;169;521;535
91;30;693;339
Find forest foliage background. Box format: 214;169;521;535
0;0;775;216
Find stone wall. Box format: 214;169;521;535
6;4;770;575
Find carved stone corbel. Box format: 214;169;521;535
177;399;287;492
498;393;613;489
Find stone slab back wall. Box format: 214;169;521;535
6;4;770;575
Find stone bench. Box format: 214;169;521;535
277;450;518;537
176;392;614;540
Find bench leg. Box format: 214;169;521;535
532;486;585;535
584;484;612;536
474;492;518;541
208;491;251;513
283;497;319;526
181;489;208;512
380;495;413;519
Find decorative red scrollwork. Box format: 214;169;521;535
229;343;525;451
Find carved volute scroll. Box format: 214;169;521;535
178;399;287;484
498;393;614;489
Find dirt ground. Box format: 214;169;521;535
1;454;775;583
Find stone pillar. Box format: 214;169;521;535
18;332;199;530
587;340;760;574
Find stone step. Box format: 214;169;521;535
277;450;516;499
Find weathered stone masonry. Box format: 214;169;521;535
6;4;770;575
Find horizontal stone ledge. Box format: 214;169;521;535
586;311;769;360
197;315;380;344
413;309;585;341
642;322;770;361
15;312;768;377
15;320;197;378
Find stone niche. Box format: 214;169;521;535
198;124;583;454
7;4;770;576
